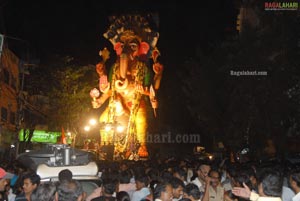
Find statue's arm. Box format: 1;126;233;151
91;91;111;108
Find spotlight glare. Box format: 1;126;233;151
84;126;90;131
116;125;125;133
105;124;112;132
89;119;97;126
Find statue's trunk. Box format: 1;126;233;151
120;53;128;79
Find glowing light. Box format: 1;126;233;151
84;126;90;131
115;101;124;115
89;119;97;126
105;124;112;132
116;125;125;133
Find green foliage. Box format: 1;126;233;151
45;56;98;133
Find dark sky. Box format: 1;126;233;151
1;0;237;65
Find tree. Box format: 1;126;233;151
22;55;99;148
46;56;99;146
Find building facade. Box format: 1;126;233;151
0;47;19;145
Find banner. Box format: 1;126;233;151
61;127;67;144
18;129;61;143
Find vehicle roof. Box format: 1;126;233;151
37;161;99;182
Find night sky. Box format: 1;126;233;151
1;0;236;64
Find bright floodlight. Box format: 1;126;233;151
115;101;124;115
84;126;90;131
105;124;112;132
89;119;97;126
116;125;125;133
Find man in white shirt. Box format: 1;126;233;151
192;162;211;193
289;169;300;201
282;185;295;201
132;174;151;201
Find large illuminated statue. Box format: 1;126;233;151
90;14;163;159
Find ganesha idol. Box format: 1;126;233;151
89;15;163;159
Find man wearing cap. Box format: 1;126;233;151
0;167;14;191
0;167;14;201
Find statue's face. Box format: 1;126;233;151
114;30;149;60
114;31;141;60
120;38;140;60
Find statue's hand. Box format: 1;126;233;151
135;84;144;93
135;84;150;96
90;88;101;107
90;88;100;99
91;99;101;108
99;47;110;62
151;99;158;109
99;75;110;93
96;62;106;77
153;62;163;75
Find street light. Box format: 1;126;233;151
83;126;90;145
89;119;97;126
100;122;124;134
84;118;97;136
116;124;125;133
83;118;98;145
84;126;91;132
104;124;112;132
83;118;126;160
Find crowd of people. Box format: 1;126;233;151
0;156;299;201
